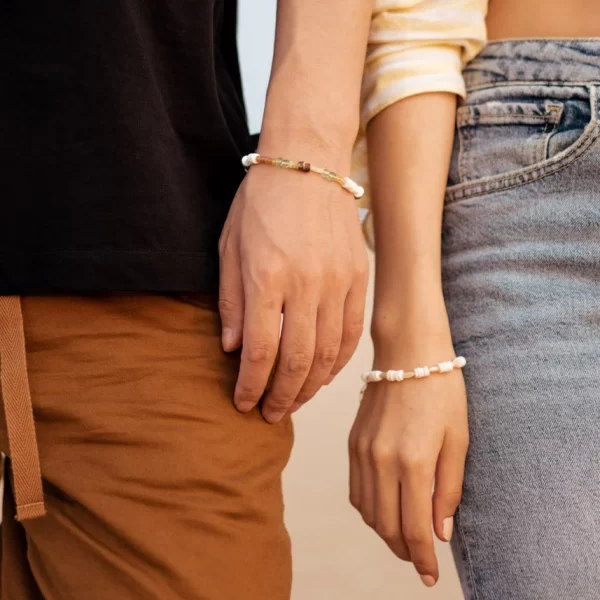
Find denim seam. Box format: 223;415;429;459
446;86;598;203
458;114;558;127
541;105;562;162
458;120;472;183
456;504;479;600
484;37;600;45
465;80;600;94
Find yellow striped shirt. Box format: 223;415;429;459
354;0;488;243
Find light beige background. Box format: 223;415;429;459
238;4;464;597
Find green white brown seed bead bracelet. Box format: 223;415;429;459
241;153;365;200
361;356;467;385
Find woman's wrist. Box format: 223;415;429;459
371;295;455;367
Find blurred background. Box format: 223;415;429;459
238;2;463;598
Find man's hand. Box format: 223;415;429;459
218;161;368;423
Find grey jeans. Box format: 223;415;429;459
443;40;600;600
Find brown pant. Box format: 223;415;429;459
0;294;293;599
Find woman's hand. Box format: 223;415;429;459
348;350;469;587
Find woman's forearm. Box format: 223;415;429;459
367;92;458;361
259;0;373;167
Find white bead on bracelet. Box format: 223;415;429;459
361;356;466;384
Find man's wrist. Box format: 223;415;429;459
258;84;359;171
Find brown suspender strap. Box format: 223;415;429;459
0;296;45;520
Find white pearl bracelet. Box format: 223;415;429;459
361;356;466;384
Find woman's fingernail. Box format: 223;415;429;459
443;517;454;542
420;575;436;588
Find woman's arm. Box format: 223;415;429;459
220;0;373;424
349;93;467;588
348;0;488;588
369;93;456;355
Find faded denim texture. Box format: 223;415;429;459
443;40;600;600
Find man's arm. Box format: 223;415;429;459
218;1;373;423
258;1;372;165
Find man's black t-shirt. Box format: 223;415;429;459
0;0;252;293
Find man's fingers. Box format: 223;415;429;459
234;291;282;413
292;298;343;410
324;279;366;385
433;433;468;543
401;469;439;587
261;299;317;423
218;240;244;352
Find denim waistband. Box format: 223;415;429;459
464;39;600;90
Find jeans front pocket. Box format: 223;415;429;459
446;84;599;203
457;101;562;182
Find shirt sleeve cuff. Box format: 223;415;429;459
360;44;466;133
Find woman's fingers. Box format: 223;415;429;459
433;431;469;543
401;467;439;586
374;465;410;560
349;372;468;589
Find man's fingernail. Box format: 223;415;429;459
263;410;285;424
420;575;436;588
443;517;454;542
235;400;255;413
222;327;234;351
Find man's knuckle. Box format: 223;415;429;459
266;393;294;410
292;264;319;286
315;343;339;369
246;342;275;365
236;382;260;402
256;264;284;289
283;351;313;376
218;295;238;315
344;320;365;343
327;265;350;287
